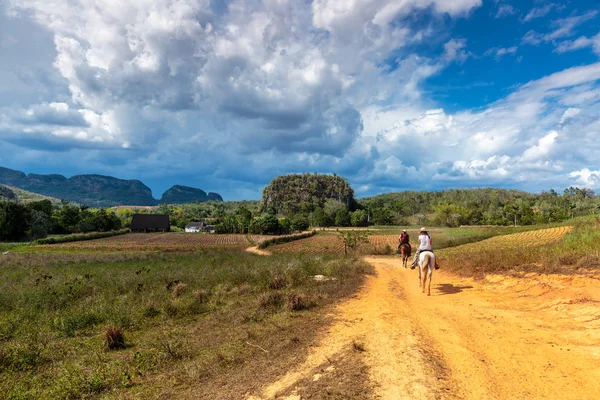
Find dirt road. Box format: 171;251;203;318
249;257;600;399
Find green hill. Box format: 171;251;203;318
0;184;61;204
160;185;224;204
260;173;355;215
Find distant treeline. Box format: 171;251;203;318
0;200;122;242
135;187;600;231
358;187;598;226
3;184;598;242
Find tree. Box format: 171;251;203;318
250;214;280;235
336;230;371;257
309;207;330;227
350;210;368;227
27;210;50;240
290;214;309;232
334;209;351;227
371;208;393;225
0;201;32;241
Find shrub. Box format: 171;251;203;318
34;229;130;245
258;230;317;249
285;292;317;311
105;326;126;350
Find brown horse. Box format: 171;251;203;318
399;243;411;268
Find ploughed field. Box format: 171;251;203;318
37;233;277;251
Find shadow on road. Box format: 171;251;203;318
435;283;473;295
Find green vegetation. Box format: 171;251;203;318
34;229;130;245
441;217;600;277
0;250;370;398
261;173;355;216
258;231;317;249
0;184;61;204
0;200;122;242
337;230;371;256
360;187;599;226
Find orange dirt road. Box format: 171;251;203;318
250;257;600;399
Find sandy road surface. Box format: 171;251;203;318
250;257;600;399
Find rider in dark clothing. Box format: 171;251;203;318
399;230;410;244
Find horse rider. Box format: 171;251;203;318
411;227;438;269
398;229;410;249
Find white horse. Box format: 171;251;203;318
418;251;436;296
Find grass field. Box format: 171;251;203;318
0;249;371;399
2;218;597;398
269;224;570;255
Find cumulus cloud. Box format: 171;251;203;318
1;0;599;198
570;168;600;188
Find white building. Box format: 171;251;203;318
185;222;204;233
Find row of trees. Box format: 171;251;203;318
0;200;122;241
359;187;600;227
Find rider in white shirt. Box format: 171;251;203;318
411;227;433;269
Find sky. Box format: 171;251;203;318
0;0;599;201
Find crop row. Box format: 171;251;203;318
39;233;276;251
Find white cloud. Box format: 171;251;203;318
2;0;600;197
495;4;516;19
555;32;600;55
485;46;518;59
443;38;469;63
560;108;581;123
570;168;600;188
521;130;558;161
522;3;559;23
522;10;598;46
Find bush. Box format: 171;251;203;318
105;326;126;350
258;230;317;249
250;214;280;235
34;229;130;245
290;214;309;232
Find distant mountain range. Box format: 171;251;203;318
0;167;223;207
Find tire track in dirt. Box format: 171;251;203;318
369;257;600;400
250;251;600;399
248;263;455;400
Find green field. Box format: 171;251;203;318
0;249;370;399
1;218;597;398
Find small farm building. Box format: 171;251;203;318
131;214;170;232
185;222;204;233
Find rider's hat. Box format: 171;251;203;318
402;229;407;233
420;227;427;232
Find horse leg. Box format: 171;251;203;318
427;268;433;296
420;264;426;293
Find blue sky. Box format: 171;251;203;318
1;0;599;200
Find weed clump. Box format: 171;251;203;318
105;326;126;350
286;292;317;311
270;275;287;290
172;282;187;297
